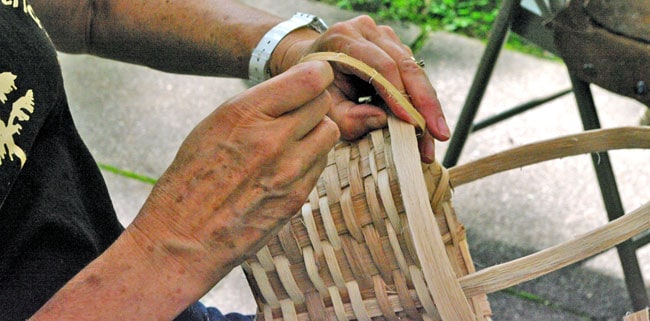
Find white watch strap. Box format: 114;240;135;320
249;13;328;84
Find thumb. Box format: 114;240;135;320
247;60;334;118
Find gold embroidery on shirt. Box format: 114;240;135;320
1;0;43;29
0;72;35;168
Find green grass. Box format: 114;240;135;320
98;163;158;185
319;0;555;59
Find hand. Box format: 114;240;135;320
272;15;450;163
131;60;339;283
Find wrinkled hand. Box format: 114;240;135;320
273;16;450;163
131;61;339;282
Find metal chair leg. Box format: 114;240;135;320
569;73;650;311
442;0;518;167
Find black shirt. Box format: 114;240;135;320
0;3;251;319
0;2;124;319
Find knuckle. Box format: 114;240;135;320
320;117;341;145
254;134;284;157
377;58;399;74
328;20;354;35
266;160;305;190
353;15;376;27
399;56;422;73
295;63;331;94
377;25;397;37
402;44;414;56
338;116;363;141
332;15;376;33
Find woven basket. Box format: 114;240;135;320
242;118;491;321
241;53;650;321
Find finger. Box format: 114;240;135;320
297;115;340;157
417;131;436;164
352;43;449;141
247;60;334;118
279;89;333;141
362;31;450;141
395;47;450;141
328;18;450;140
327;86;387;140
282;116;339;188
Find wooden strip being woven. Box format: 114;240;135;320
242;123;492;321
625;308;650;321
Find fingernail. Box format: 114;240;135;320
422;136;435;163
437;117;450;140
365;115;385;130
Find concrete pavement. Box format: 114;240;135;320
57;0;649;319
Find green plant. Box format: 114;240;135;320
323;0;499;39
319;0;555;58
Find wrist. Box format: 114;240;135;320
130;192;228;285
269;28;320;77
248;13;327;83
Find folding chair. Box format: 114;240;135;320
441;0;650;310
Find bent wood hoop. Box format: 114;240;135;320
241;52;650;321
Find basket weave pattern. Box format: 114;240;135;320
242;126;492;321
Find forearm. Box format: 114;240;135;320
31;0;310;78
29;227;217;321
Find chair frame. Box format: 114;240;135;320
441;0;649;311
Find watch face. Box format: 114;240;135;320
310;18;328;33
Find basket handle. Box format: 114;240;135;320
301;52;426;132
449;126;650;187
445;126;650;296
460;200;649;296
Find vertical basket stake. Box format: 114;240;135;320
388;116;475;321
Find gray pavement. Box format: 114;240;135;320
57;0;649;319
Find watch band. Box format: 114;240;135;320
249;13;328;84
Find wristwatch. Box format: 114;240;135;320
249;13;328;84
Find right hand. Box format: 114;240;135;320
129;60;339;286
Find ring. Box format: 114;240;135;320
411;56;425;68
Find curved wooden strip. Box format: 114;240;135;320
340;187;364;241
322;241;346;288
303;246;328;294
301;203;323;256
409;265;438;318
327;286;348;321
388;116;475;321
251;262;280;308
378;170;402;231
274;256;306;304
263;305;274;321
385;219;410;279
392;270;421;320
372;275;400;321
256;246;275;272
450;126;650;187
346;281;372;321
459;201;650;297
301;52;426;131
280;299;299;321
319;196;342;249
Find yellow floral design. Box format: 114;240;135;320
0;72;35;168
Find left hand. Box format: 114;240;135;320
271;15;450;163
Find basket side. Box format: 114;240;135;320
242;123;491;321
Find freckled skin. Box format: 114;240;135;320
132;60;338;289
26;0;451;318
